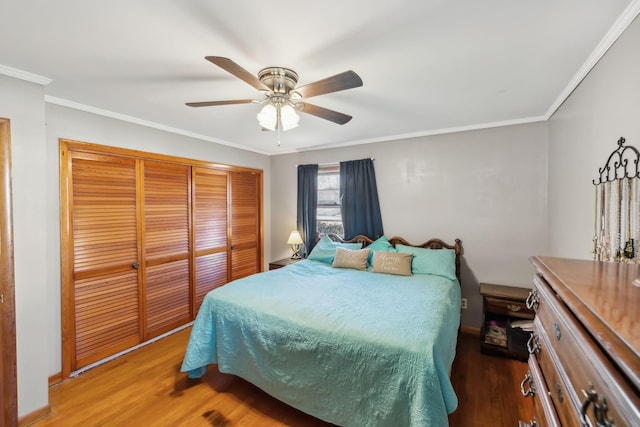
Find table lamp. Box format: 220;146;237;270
287;230;303;259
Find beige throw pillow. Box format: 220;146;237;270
332;247;371;270
371;252;413;276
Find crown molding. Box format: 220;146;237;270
0;64;52;85
44;96;272;156
545;0;640;119
294;115;548;154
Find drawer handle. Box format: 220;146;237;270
553;323;561;341
520;372;535;398
526;333;540;355
525;290;539;311
580;385;615;427
555;383;564;403
507;304;521;312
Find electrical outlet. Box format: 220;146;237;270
461;298;468;309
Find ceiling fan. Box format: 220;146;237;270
186;56;363;133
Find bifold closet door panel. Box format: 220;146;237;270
142;161;191;339
193;167;229;312
69;152;141;369
230;171;261;281
74;271;140;368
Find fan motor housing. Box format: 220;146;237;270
258;67;298;94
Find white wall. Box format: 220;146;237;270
0;75;49;416
270;122;549;327
548;15;640;258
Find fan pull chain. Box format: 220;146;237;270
276;104;282;146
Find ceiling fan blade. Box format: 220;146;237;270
297;102;352;125
186;99;255;107
293;70;363;99
205;56;270;92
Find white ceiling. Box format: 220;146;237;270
1;0;638;155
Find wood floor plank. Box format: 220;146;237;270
31;328;531;426
449;332;533;426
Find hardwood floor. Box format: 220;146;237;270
30;329;531;427
448;333;533;427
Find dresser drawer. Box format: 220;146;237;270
534;318;578;426
521;353;561;427
534;276;640;426
484;296;534;319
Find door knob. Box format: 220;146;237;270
132;262;139;269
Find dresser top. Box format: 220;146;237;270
531;256;640;390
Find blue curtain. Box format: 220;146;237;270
297;164;318;257
340;158;384;240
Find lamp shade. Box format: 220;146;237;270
287;230;303;245
257;104;277;131
280;104;300;130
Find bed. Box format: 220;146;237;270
181;235;462;426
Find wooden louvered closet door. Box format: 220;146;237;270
61;140;263;376
193;167;229;312
67;152;141;370
230;171;261;280
141;161;191;339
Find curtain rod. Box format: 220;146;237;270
296;157;375;168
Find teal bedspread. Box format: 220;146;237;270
181;259;461;426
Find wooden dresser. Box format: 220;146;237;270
520;257;640;426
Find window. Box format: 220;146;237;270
317;165;343;237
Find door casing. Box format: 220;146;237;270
0;117;18;427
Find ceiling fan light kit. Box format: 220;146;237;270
257;102;300;131
186;56;363;140
256;66;301;132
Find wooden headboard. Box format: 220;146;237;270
326;234;463;281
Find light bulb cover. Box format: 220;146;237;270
280;104;300;131
257;104;277;131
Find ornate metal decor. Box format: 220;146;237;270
580;385;615;427
593;136;640;262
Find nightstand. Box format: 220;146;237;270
479;283;534;360
268;257;302;270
